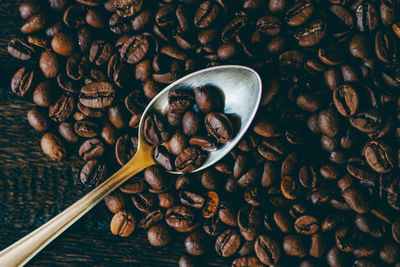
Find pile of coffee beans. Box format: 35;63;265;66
144;86;234;172
8;0;400;266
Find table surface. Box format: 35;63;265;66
0;1;230;266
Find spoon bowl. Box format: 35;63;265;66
138;65;262;173
0;65;262;267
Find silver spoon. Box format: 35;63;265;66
0;65;262;266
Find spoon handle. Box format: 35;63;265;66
0;147;154;267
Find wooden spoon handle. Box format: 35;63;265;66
0;146;154;267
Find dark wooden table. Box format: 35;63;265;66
0;2;229;266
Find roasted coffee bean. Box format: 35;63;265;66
21;13;46;34
180;191;205;209
131;191;156;213
295;20;326;47
19;0;41;20
119;177;144;195
309;232;326;258
33;81;53;107
295;215;319;235
66;53;89;80
80;81;115;109
104;191;125;214
273;210;293;233
74;120;100;138
169;131;187;156
221;15;249;42
256;16;281;36
318;108;340;137
184;231;209;256
333;84;359;117
182;111;200;136
342;186;371;214
153;145;174;171
281;176;300;200
375;30;398;64
89;40;113;66
108;104;127;129
238;205;262;241
120;35;149;64
194;0;219;28
51;32;76;56
254;235;280;265
79;138;104;161
363;140;395;173
27;107;49;132
283;235;307;257
158;192;174;209
58;122;79;143
144;113;170;145
219;201;237;226
205;112;233;144
11;67;36;97
49;93;74;122
80;159;107;187
147;224;171;247
144;165;170;193
189;136;217;152
346;157;377;182
285;1;314;27
202;191;219;218
194;85;223;113
356;3;378;32
175;147;205;173
166;206;198;232
40;133;66;161
179;255;196;267
8;38;35;60
232;257;262;267
215;229;241;257
110;210;135;237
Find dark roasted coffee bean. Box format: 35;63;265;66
179;255;196;267
285;1;314;27
273;210;293;233
281;176;300;200
295;215;319;235
295;20;326;47
51;32;76;57
194;85;223;113
66;53;89;80
158;192;174;209
169;131;187;156
222;15;249;42
8;38;35;60
153;145;174;171
86;8;106;28
80;81;115;109
232;256;262;267
342;186;371;214
114;0;142;17
347;157;377;182
363;140;395;173
21;13;46;34
131;191;156;213
169;90;194;114
120;177;144;195
49;93;74;122
205;112;233;144
11;67;36;97
80;159;107;187
143;113;170;145
74;120;100;138
254;235;280;265
89;40;113;66
333;84;359;117
58;122;79;143
110;210;135;237
182;111;200;136
166;206;198;232
120;35;149;64
104;191;125;214
215;229;241;257
326;246;350;267
283;235;307;257
194;0;219;28
108;104;127;129
147;224;171;247
335;225;358;252
79;138;104;161
375;30;398;64
318;108;340;137
39;51;59;78
309;232;326;258
356;3;378;32
27;107;49;132
19;0;41;20
41;133;65;161
144;165;170;193
175;147;205;173
256;16;281;36
184;231;208;256
135;59;151;81
33;81;53;107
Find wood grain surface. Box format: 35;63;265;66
0;1;230;266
